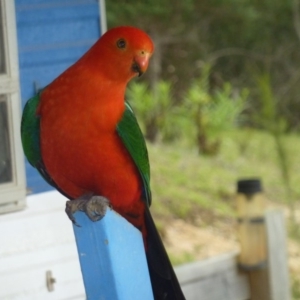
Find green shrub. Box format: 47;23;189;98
183;64;248;155
126;81;172;142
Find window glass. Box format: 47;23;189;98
0;2;6;74
0;95;12;183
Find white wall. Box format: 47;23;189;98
0;191;85;300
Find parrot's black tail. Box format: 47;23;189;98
144;206;186;300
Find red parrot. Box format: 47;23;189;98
21;26;185;299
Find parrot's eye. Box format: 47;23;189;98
116;39;126;49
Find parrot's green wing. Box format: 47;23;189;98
20;92;64;192
117;102;152;207
21;93;42;168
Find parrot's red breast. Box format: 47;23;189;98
37;27;154;231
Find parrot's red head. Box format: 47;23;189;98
83;26;154;82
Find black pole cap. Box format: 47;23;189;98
237;179;262;194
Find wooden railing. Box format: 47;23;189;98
175;210;290;300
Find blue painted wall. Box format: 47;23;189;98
16;0;103;194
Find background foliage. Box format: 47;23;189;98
107;0;300;131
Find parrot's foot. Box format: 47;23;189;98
65;195;111;226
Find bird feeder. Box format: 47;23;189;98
236;179;267;270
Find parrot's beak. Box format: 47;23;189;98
132;52;151;77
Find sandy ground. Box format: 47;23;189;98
165;218;239;261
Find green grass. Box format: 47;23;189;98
169;252;196;266
292;276;300;300
148;128;300;222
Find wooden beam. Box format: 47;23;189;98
72;209;154;300
265;210;291;300
247;268;271;300
175;251;250;300
237;209;291;300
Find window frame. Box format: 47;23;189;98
0;0;26;213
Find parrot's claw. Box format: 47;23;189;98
84;196;111;222
65;195;111;226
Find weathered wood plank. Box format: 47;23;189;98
175;251;250;300
248;269;270;300
238;209;291;300
266;210;291;300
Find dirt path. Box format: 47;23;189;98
165;218;239;262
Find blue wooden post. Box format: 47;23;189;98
72;209;154;300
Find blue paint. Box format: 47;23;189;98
72;209;154;300
15;0;103;194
